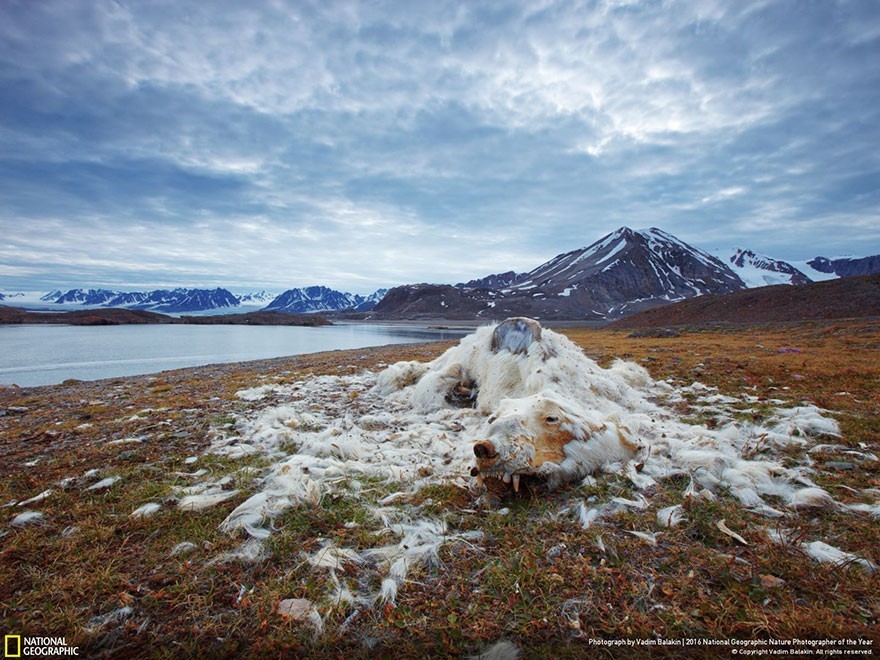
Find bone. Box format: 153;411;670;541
512;475;520;492
491;317;542;355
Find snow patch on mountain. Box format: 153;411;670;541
44;288;240;313
264;286;387;313
715;249;812;287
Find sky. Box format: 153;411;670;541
1;0;879;295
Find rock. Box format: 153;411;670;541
278;598;315;621
759;574;786;588
170;541;197;556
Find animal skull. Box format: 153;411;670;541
471;392;639;492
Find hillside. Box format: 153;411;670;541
608;273;880;329
0;306;175;325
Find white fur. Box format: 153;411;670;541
470;640;521;660
154;319;873;613
130;502;162;518
10;510;44;527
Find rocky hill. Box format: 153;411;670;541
607;273;880;329
0;305;328;327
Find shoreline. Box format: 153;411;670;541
0;337;459;393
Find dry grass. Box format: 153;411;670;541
1;321;878;658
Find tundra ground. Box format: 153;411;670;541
1;320;878;658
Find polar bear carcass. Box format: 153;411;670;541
375;317;654;494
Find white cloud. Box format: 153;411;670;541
0;0;878;291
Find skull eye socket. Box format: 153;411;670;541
545;415;560;425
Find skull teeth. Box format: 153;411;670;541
503;473;512;484
512;474;521;492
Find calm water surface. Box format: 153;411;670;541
0;323;468;387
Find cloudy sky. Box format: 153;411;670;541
1;0;879;295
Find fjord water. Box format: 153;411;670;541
0;323;467;388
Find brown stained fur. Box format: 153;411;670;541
618;428;641;454
530;426;573;466
529;398;576;467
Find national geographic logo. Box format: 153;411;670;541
4;636;79;656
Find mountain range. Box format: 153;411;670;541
263;286;387;314
4;227;878;320
373;227;879;320
30;286;387;314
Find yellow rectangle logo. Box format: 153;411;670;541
4;635;21;658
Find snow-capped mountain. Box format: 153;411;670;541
0;290;57;307
508;227;744;301
236;291;279;306
42;288;239;313
263;286;387;313
806;255;880;279
717;248;811;287
374;227;747;320
19;286;386;315
51;288;119;305
354;288;388;311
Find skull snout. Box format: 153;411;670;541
473;440;498;470
473;440;496;459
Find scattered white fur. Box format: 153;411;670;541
18;489;53;506
87;606;133;631
277;598;324;636
765;407;841;445
469;640;521;660
86;476;121;491
788;487;835;510
236;385;280;401
767;529;876;572
106;436;146;445
177;490;239;511
360;519;483;605
656;505;685;528
214;538;265;564
844;501;880;517
10;510;44;527
803;541;877;572
307;545;364;570
578;504;601;529
612;494;650;511
130;502;162;518
626;530;661;545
